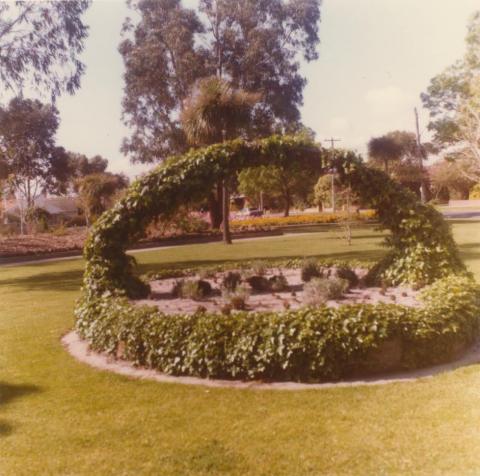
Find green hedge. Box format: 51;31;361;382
75;275;480;382
81;135;466;301
74;134;476;383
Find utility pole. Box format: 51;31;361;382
414;108;428;203
325;137;341;212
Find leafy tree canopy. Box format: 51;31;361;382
76;172;129;225
421;10;480;147
367;134;403;175
0;0;91;99
0;97;70;209
238;131;320;216
67;153;109;178
367;130;434;194
452;75;480;179
120;0;321;163
428;158;476;200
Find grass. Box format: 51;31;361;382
1;221;480;475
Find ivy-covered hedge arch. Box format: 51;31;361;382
74;135;479;383
82;135;464;298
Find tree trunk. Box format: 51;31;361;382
208;182;223;229
420;182;429;203
283;190;291;217
26;177;34;234
222;179;232;244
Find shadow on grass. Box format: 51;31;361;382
458;243;480;262
0;381;42;407
448;219;480;226
0;382;42;438
458;243;480;250
459;252;480;262
0;269;83;293
0;421;13;436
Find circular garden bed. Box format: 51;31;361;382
76;258;480;382
136;263;420;315
74;135;480;384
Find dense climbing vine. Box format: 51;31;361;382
74;135;475;382
82;134;465;299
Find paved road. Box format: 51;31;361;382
442;211;480;219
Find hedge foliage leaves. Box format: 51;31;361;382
75;274;480;381
74;134;477;382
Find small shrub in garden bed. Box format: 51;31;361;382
171;279;212;300
143;257;371;283
246;275;270;292
336;267;359;288
301;259;323;282
269;274;289;292
251;260;268;276
222;272;242;292
222;283;250;310
303;277;349;306
170;280;184;297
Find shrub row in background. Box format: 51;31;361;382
141;257;371;282
230;210;376;230
75;275;480;382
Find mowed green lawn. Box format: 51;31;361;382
1;220;480;475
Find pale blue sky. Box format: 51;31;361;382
50;0;479;177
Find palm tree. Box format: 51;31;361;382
181;76;260;244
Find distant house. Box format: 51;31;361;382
4;195;81;224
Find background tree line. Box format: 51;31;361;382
120;0;322;241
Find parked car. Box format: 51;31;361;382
236;207;264;218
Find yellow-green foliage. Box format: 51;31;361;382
469;184;480;199
231;210;376;229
